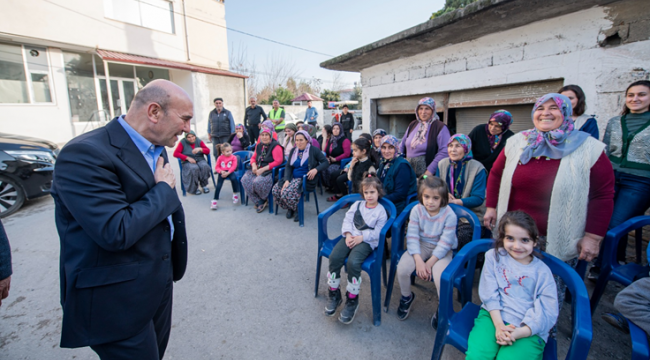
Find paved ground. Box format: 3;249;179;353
0;150;638;359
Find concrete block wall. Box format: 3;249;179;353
360;5;650;138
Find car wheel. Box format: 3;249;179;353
0;175;25;218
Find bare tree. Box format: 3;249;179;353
229;41;259;98
330;72;345;92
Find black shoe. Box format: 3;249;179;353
339;293;359;324
587;267;601;283
324;288;342;317
602;312;630;334
286;209;294;219
397;292;415;321
431;309;439;330
294;213;300;222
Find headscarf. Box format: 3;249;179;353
378;135;400;180
328;122;346;152
447;134;473;197
185;130;197;141
520;93;589;165
284;123;298;147
235;124;248;136
486;110;513;150
372;128;387;138
302;123;317;138
410;97;440;150
261;120;275;134
290;130;312;167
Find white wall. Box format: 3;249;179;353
0;0;228;69
359;6;650;138
192;72;246;140
0;48;73;144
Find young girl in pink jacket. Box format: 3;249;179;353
211;143;240;210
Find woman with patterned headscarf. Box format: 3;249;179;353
241;127;284;213
228;124;251;152
399;97;451;178
322;122;352;190
377;135;417;214
259;120;279;142
301;123;321;149
436;134;487;247
372;128;387;162
484;93;614;305
468;110;515;172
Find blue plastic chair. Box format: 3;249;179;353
629;318;650;360
275;167;320;227
383;202;482;312
590;216;650;314
243;160;285;214
406;192;418;204
314;194;397;326
178;157;217;197
431;240;593;360
233;151;253;202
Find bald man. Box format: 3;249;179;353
52;80;190;359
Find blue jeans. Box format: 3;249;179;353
214;173;240;200
596;171;650;265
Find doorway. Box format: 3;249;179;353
99;77;136;117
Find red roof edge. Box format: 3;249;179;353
290;93;324;102
96;49;248;79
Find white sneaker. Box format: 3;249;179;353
210;200;218;210
233;195;239;204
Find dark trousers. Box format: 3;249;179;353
334;172;349;195
91;277;174;360
329;239;373;282
214;172;240;200
248;125;260;144
595;171;650;266
211;136;230;160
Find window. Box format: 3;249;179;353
0;43;54;104
63;52;98;122
104;0;175;34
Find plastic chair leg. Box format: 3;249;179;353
382;257;387;287
313;191;320;214
371;268;382;326
431;327;448;360
314;255;323;297
298;195;305;227
590;267;612;314
384;255;399;312
268;189;274;214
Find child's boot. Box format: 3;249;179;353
339;277;361;324
324;272;342;316
397;292;415;321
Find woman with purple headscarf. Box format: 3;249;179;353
468;110;515;172
484;93;615;305
399;97;451;178
228;124;251;152
436;134;488;246
272;130;328;221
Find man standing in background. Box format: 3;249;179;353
244;97;267;143
340;105;354;140
268;100;286;143
207;97;235;159
304;100;318;126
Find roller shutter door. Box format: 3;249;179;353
448;79;564;109
377;92;445;114
455;105;533;136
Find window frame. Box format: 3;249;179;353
0;43;55;106
103;0;176;35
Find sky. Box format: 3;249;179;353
224;0;445;92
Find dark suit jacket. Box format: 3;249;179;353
51;119;187;348
0;220;11;280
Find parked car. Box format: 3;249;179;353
0;133;58;218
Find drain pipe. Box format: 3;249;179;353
182;0;191;61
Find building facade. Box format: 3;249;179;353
321;0;650;139
0;0;246;143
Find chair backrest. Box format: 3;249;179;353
233;151;253;172
439;240;593;360
448;203;482;241
406;192;418;204
340;157;352;169
603;216;650;270
390;201;419;256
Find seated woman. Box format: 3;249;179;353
322;123;352;190
301;123;321;149
399;98;450;178
317;124;333;151
241;127;284;213
229;124;251;153
468;110;515;173
173;131;211;195
377;135;417;214
328;137;378;202
372;129;387;162
282;123;298;160
272;130;328;221
436;134;487;246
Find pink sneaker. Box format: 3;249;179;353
210;200;218;210
232;195;239;204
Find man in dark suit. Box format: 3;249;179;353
52;80;191;359
0;220;11;307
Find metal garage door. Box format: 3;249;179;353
377;92;445;114
455;105;533;136
448;80;564;109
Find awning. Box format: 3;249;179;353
96;49;247;79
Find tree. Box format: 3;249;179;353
430;0;478;19
320;89;341;108
349;85;362;110
264;86;295;105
